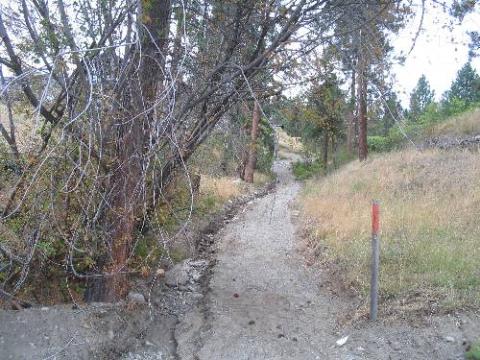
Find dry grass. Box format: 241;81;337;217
277;128;303;153
301;148;480;311
252;171;271;186
428;108;480;137
199;175;243;201
199;171;271;203
0;104;39;153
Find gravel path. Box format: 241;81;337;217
176;157;341;359
174;156;479;360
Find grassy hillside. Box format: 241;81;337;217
300;139;480;312
427;107;480;137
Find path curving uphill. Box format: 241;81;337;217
175;155;341;359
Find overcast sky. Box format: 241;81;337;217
392;1;480;106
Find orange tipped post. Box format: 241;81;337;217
370;200;380;321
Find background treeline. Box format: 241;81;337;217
279;60;480;178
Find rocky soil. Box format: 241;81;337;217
423;134;480;150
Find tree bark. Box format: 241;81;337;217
94;0;172;302
332;135;337;169
243;101;261;183
357;57;368;161
322;131;329;170
347;68;357;154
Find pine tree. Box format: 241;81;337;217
307;73;345;168
445;62;480;104
409;75;435;121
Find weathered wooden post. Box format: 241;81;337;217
370;200;380;321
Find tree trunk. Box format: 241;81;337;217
322;131;329;171
347;68;356;154
90;0;172;302
332;135;337;169
243;101;261;183
357;57;368;161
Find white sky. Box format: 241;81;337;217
392;1;480;106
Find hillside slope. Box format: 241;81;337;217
300;116;480;313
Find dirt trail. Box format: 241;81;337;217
176;155;340;359
174;155;479;360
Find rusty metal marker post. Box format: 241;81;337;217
370;200;380;321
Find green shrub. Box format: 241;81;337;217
418;102;442;125
367;136;392;152
441;97;468;118
467;341;480;360
292;160;324;180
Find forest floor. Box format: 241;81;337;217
1;152;479;359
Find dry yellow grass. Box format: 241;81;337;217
200;171;271;202
0;104;39;153
252;171;271;186
301;148;480;311
277;128;303;153
199;175;243;201
429;108;480;137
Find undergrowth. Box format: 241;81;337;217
467;341;480;360
292;160;324;180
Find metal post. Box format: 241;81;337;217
370;200;380;321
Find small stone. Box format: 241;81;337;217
444;336;455;343
108;329;115;340
248;320;255;325
336;335;349;347
40;307;49;311
127;292;146;304
156;268;165;277
390;341;401;351
165;262;190;287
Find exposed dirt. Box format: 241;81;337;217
1;154;479;359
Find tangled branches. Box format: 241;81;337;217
0;0;328;302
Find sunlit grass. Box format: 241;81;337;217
428;108;480;137
300;148;480;311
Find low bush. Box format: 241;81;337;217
292;160;324;180
467;341;480;360
367;136;392;152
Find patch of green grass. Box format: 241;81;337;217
467;341;480;360
292;160;324;180
196;193;220;214
169;247;187;263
